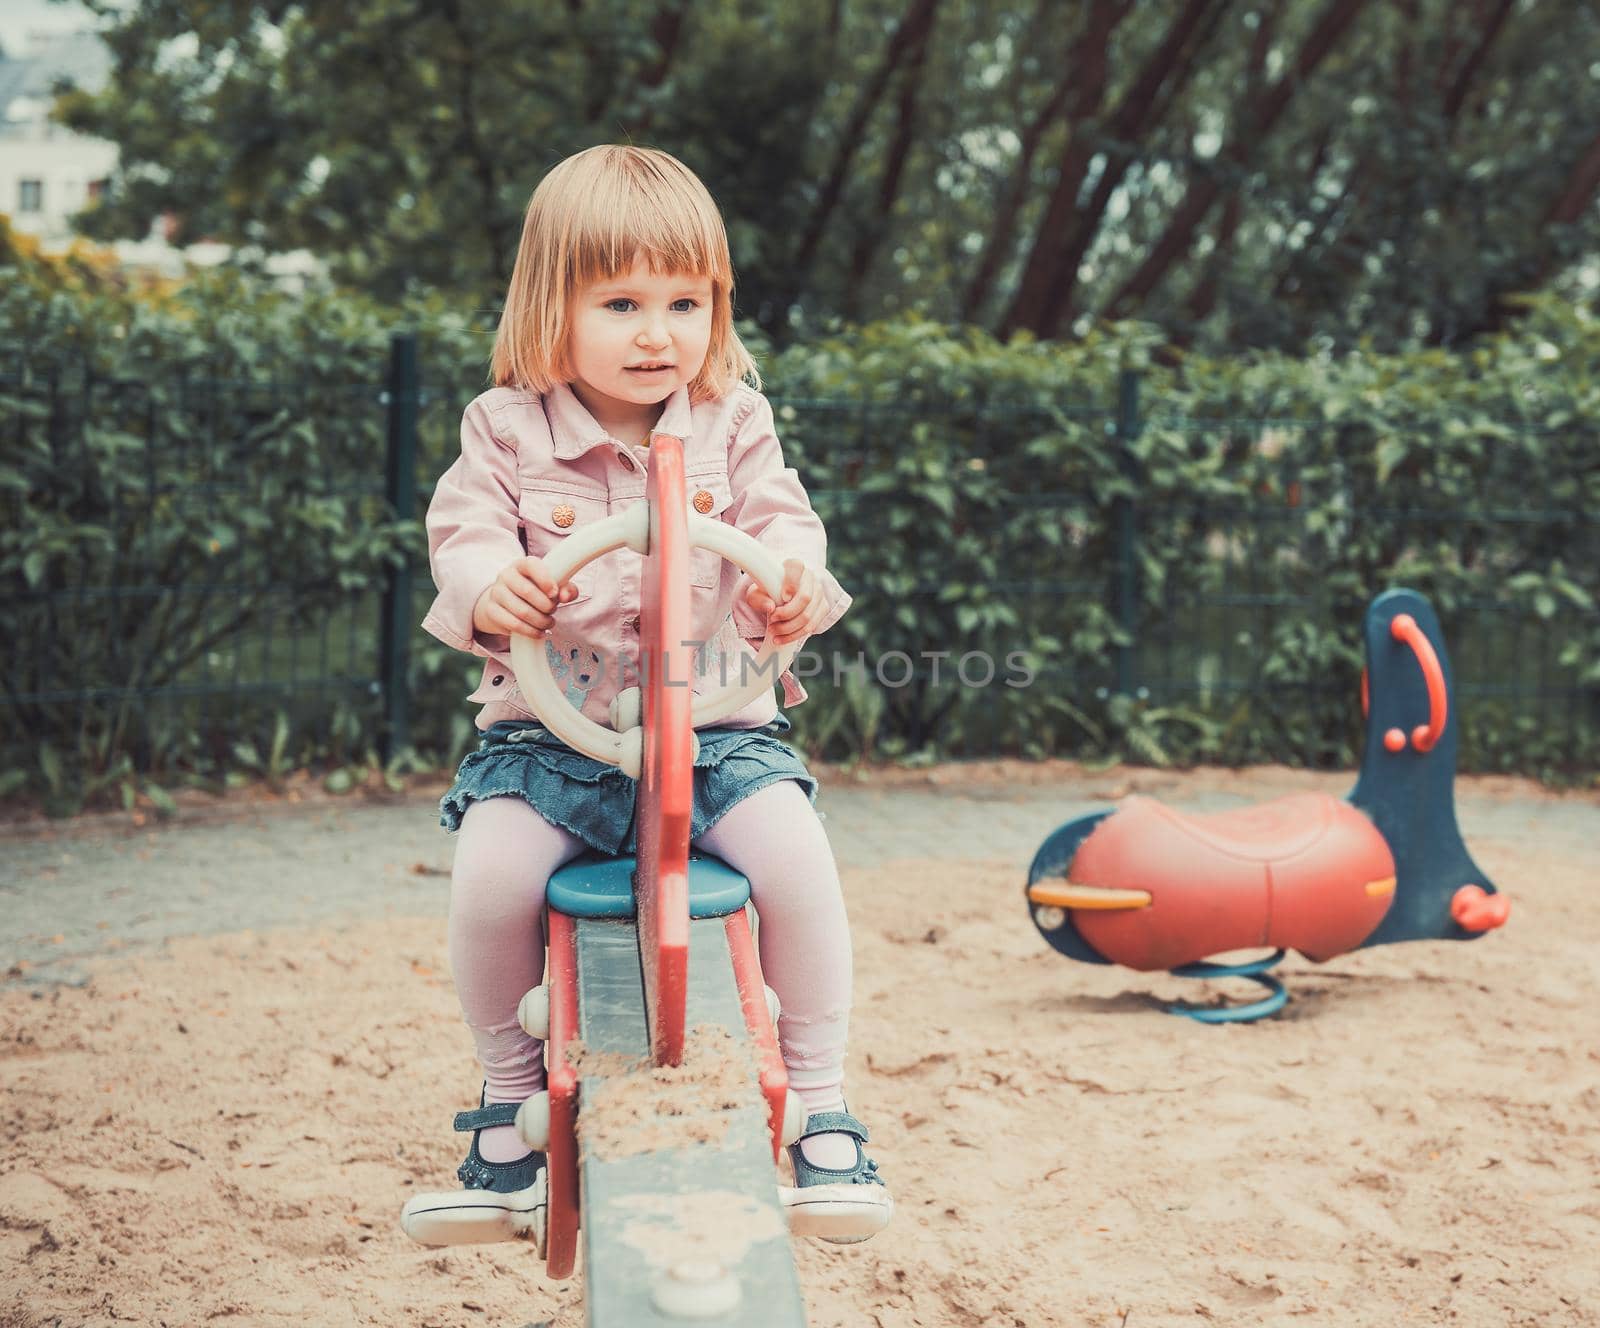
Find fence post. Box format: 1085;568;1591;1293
380;332;419;761
1113;369;1141;697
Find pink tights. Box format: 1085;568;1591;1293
447;780;853;1165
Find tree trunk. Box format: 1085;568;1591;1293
1441;0;1515;122
642;2;687;88
958;1;1084;324
999;0;1224;340
1100;0;1370;323
992;0;1131;336
440;1;514;287
1182;0;1276;331
843;0;940;315
1299;0;1511;315
630;2;690;136
784;0;942;315
1027;0;1222;336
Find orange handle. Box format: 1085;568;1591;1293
1389;613;1447;752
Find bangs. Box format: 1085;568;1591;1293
563;153;733;291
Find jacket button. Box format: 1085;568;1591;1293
492;675;504;685
619;453;636;471
552;503;576;528
692;489;714;514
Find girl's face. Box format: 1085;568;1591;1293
567;254;714;436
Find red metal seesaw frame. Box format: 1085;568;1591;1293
542;438;695;1279
635;435;693;1068
540;436;791;1284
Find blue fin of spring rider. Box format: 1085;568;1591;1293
1348;588;1501;948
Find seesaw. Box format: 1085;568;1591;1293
403;435;810;1324
1026;590;1510;1022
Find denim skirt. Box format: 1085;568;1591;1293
438;712;818;856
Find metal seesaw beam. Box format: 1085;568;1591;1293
573;916;804;1326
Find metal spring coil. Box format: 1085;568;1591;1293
1167;949;1288;1024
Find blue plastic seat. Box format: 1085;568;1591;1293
547;850;752;920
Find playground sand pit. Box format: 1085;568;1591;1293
571;1027;763;1160
2;766;1597;1327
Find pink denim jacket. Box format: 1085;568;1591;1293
422;381;852;733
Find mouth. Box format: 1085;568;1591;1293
625;363;675;375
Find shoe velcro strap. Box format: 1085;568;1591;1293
796;1110;868;1144
454;1103;522;1132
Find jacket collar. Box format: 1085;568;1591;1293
546;382;695;460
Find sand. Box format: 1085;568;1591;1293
571;1027;762;1162
2;765;1598;1327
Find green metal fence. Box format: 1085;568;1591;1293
2;338;401;797
3;333;1595;793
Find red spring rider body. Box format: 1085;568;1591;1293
1025;590;1509;1021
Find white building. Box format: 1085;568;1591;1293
0;27;322;288
0;30;115;248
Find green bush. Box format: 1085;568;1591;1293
3;228;1596;813
0;243;485;812
764;304;1599;777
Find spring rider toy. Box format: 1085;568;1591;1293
1025;589;1510;1022
401;436;811;1326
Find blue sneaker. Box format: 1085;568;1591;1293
779;1110;893;1244
399;1091;547;1249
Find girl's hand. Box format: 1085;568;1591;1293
473;556;579;639
740;558;827;647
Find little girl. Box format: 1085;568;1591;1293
415;145;890;1246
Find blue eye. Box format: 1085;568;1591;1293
603;296;702;314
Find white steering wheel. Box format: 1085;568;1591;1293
507;503;801;778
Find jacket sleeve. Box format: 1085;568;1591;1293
723;391;852;703
420;398;524;660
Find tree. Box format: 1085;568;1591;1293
57;0;1600;352
60;0;840;311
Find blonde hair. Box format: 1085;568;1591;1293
492;145;759;400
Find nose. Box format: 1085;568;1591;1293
636;312;670;350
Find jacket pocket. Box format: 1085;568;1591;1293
684;472;736;589
518;484;610;603
466;660;526;706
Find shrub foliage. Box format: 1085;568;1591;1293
2;240;1595;812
